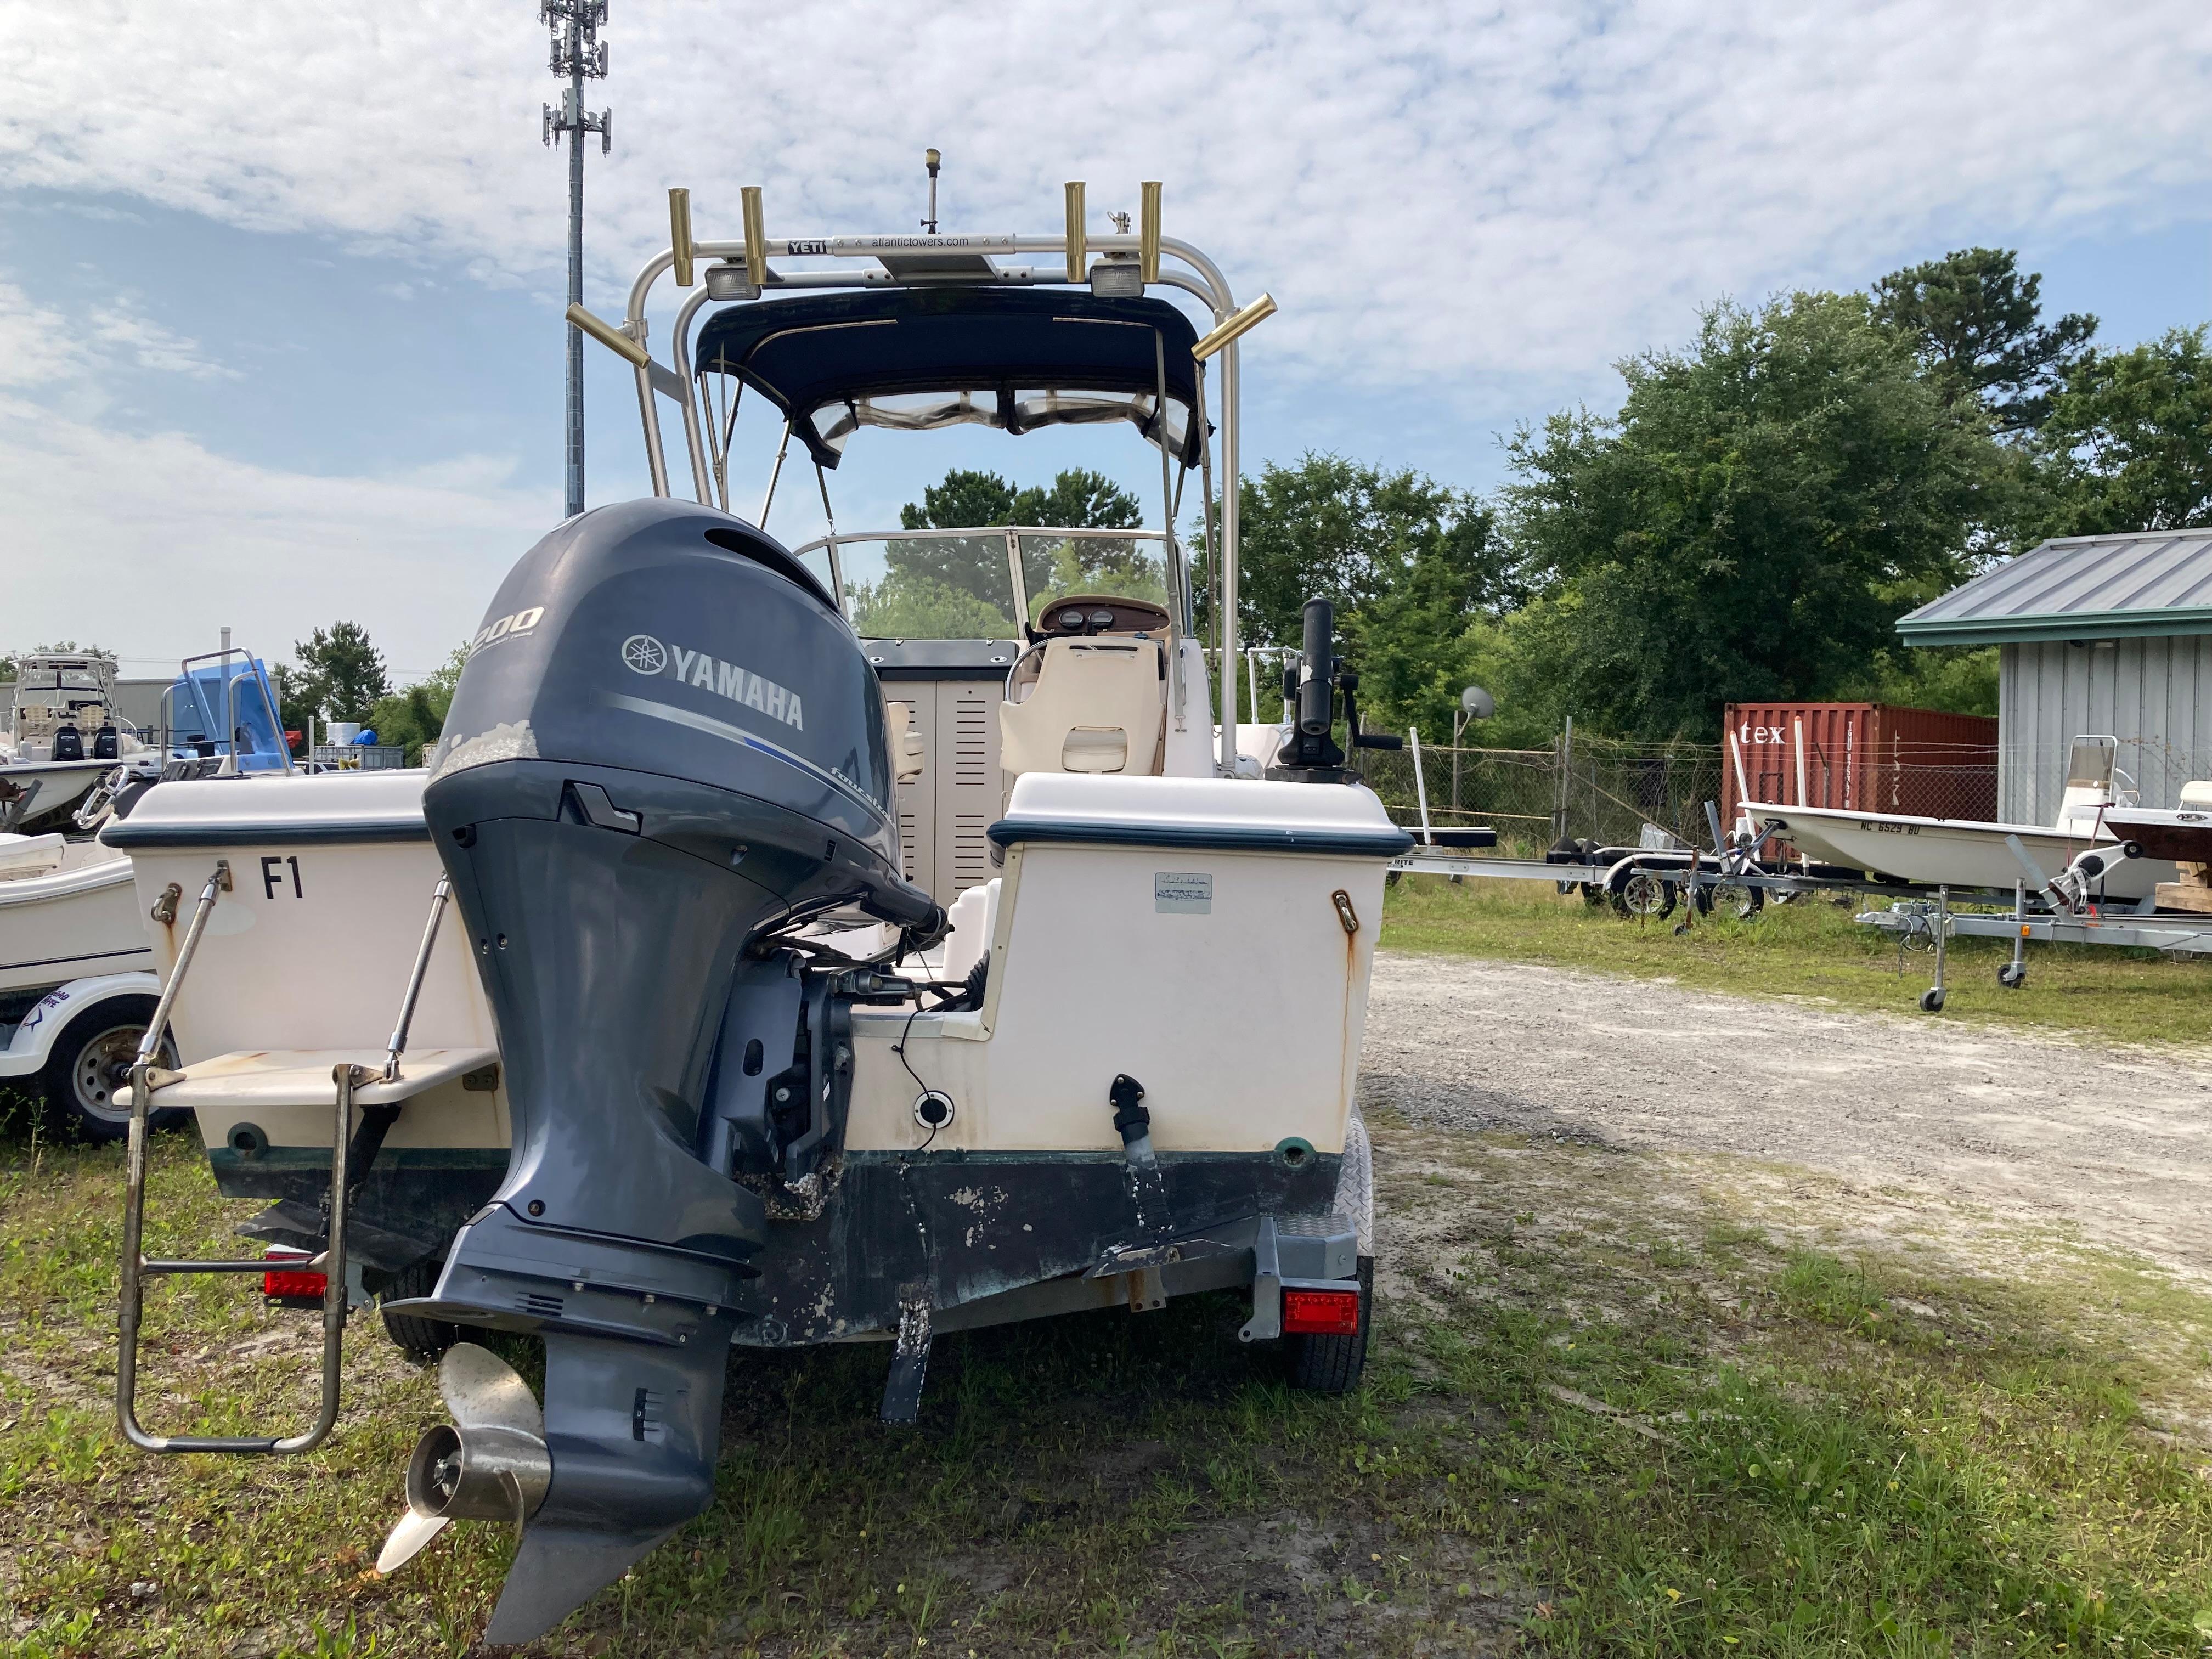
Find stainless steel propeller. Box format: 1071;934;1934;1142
376;1342;551;1575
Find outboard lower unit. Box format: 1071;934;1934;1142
383;500;940;1643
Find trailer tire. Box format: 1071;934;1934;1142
379;1256;462;1364
1614;871;1677;921
1997;962;2026;989
1697;878;1764;921
37;997;183;1143
1288;1256;1373;1395
1919;988;1947;1013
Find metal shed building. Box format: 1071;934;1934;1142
1897;528;2212;822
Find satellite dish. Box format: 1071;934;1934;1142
1460;685;1496;719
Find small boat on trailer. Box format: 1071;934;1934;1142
1747;736;2176;903
1;651;152;834
0;646;289;1136
111;182;1409;1645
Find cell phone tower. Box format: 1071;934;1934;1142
542;1;611;520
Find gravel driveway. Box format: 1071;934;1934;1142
1361;949;2212;1279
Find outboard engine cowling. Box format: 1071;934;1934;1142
392;499;939;1643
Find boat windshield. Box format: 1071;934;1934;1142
838;533;1024;640
819;528;1175;641
1017;532;1171;624
2066;740;2117;793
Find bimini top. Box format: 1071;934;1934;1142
692;287;1204;471
1898;527;2212;645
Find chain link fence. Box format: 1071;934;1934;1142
1360;733;2206;861
1360;738;1725;859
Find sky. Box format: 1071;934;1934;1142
4;2;2211;682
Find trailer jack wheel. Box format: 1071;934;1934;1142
1919;988;1947;1013
1997;962;2026;990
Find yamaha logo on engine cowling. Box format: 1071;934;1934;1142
619;633;804;731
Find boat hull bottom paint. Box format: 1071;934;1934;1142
369;1146;1345;1344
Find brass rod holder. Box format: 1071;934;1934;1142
741;186;767;289
566;303;648;367
1139;182;1162;284
1064;181;1086;283
1192;292;1277;363
668;187;694;287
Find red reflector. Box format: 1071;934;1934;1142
1282;1286;1362;1336
263;1269;328;1300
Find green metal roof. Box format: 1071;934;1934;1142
1898;528;2212;645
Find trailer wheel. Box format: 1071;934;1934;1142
1288;1256;1373;1395
379;1256;462;1364
37;998;184;1143
1697;878;1765;921
1919;988;1947;1013
1577;882;1606;906
1614;871;1677;921
1997;962;2027;989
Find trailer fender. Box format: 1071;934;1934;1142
0;972;165;1079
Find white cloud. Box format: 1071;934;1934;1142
91;295;237;379
4;2;2209;404
0;394;530;678
0;281;90;388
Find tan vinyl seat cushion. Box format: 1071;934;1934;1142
999;638;1164;777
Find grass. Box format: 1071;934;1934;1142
4;1099;2212;1656
1380;873;2212;1046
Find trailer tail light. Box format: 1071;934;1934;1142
263;1248;326;1305
1282;1285;1362;1336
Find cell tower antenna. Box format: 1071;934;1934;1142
541;1;612;520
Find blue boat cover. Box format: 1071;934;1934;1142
691;288;1204;470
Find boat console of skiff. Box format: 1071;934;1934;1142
109;180;1409;1646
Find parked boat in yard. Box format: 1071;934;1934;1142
110;179;1408;1646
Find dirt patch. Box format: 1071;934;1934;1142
1363;950;2212;1281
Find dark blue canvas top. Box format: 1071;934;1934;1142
692;288;1204;469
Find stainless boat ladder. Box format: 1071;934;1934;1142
117;867;453;1454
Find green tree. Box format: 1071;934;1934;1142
1870;247;2095;433
1221;454;1506;645
280;622;391;731
2033;325;2212;534
1502;292;2000;741
362;646;467;766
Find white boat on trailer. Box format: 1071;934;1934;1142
111;180;1408;1646
0;645;291;1136
1747;736;2175;903
0;651;153;834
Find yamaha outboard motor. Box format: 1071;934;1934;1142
380;499;939;1643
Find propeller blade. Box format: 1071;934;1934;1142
375;1508;450;1576
440;1341;543;1436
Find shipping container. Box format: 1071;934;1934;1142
1722;704;1999;846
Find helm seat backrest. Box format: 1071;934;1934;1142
999;638;1164;777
